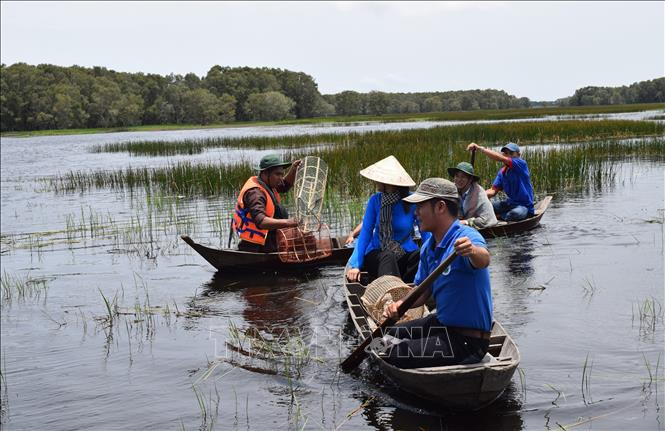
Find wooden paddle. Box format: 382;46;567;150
470;147;476;167
340;251;458;373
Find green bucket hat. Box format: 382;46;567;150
255;154;292;172
447;162;480;181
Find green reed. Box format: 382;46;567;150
581;353;593;405
92;139;208;156
48;137;665;202
1;270;49;305
632;296;663;335
91;119;664;156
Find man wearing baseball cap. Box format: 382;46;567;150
232;154;301;252
383;178;492;368
466;141;534;221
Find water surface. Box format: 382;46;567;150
0;123;663;430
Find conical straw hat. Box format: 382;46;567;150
359;155;416;187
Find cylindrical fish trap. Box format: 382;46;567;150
276;223;333;263
294;156;328;233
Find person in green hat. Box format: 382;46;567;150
447;161;497;229
232;154;302;252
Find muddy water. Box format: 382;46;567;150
0;124;663;430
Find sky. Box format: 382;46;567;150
1;1;663;101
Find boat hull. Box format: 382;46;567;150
344;278;520;411
478;196;553;238
181;235;353;272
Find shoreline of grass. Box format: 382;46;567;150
46;137;665;198
3;103;664;138
91;119;665;156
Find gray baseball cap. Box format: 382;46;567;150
402;178;460;203
500;142;520;153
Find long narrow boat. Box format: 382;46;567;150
478;196;553;238
344;273;521;411
181;235;353;272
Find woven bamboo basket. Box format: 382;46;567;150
361;275;425;325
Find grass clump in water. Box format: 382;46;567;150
91;119;665;156
1;271;49;305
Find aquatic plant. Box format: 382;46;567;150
47;137;665;200
1;271;49;305
632;296;663;336
581;353;593;405
90;119;665;156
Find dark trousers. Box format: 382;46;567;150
364;248;420;283
382;314;489;369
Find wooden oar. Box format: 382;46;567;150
340;251;458;373
470;147;476;167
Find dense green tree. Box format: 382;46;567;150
312;97;336;117
423;96;443;112
567;78;665;106
333;91;364;115
1;62;660;132
182;88;232;125
367;91;390;115
243;91;296;121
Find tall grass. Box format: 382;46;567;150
91;119;665;156
1;271;49;305
49;136;665;199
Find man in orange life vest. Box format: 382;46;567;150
233;154;302;252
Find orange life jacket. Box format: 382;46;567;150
232;176;281;245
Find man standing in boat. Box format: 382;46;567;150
467;142;534;221
232;154;301;253
383;178;492;368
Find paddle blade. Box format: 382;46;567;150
340;322;392;373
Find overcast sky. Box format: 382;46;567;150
1;1;663;101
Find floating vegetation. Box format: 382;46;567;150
581;276;597;300
0;270;49;305
544;383;566;407
632;297;664;337
191;383;220;431
642;352;663;388
96;288;119;329
2;196;201;260
224;321;318;380
581;353;594;405
91;119;665;156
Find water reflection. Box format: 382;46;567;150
356;383;524;431
504;231;537;278
203;271;312;331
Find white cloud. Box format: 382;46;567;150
1;1;662;100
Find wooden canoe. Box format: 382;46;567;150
181;235;353;273
477;196;553;238
344;275;521;411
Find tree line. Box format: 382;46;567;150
558;77;665;106
1;62;663;132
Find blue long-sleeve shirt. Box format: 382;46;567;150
348;192;430;269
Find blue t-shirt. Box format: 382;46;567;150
348;192;430;269
492;158;535;215
414;220;493;332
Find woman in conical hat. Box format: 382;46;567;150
346;156;430;284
